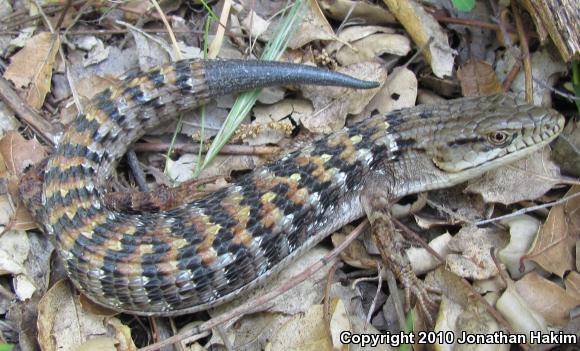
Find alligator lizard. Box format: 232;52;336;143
19;59;564;317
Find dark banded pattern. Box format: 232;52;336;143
20;59;565;316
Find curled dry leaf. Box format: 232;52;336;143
319;0;396;25
381;0;454;78
326;26;410;66
301;62;385;133
526;186;579;277
457;59;503;97
496;282;549;337
0;131;48;230
406;232;451;276
232;2;271;40
466;148;561;205
497;215;541;279
3;32;60;109
287;0;335;49
0;230;29;276
515;272;580;327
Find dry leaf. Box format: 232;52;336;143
381;0;454;78
565;271;580;300
336;27;411;66
406;233;451;276
496;49;567;105
3;32;60;109
331;231;376;269
287;0;335;49
360;67;417;116
457;59;502;96
0;131;48;176
446;226;507;280
498;215;541;279
319;0;396;25
77;336;118;351
37;280;109;351
266;304;333;351
466;148;560;205
212;247;336;320
527;201;575;278
515;272;580;327
167;154;256;183
249;99;313;145
0;230;29;275
301;62;385;133
496;282;549;336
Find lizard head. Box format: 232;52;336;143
429;97;564;175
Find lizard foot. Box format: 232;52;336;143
400;265;441;326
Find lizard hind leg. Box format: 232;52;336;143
360;187;441;326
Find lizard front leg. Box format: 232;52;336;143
361;185;441;325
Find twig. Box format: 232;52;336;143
53;0;73;30
433;15;516;33
0;77;58;146
138;221;369;351
150;0;182;60
511;2;533;103
474;190;580;225
133;142;279;156
126;150;149;192
366;261;383;323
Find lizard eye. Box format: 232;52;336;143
487;131;511;146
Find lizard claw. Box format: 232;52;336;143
400;266;441;326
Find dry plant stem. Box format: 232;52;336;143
0;284;16;300
366;261;383;323
0;77;58;146
502;61;521;91
385;268;406;329
208;0;232;58
133;142;280;156
53;0;73;30
433;15;515;33
323;261;342;322
126;150;149;192
391;218;444;263
0;28;243;38
138;221;369;351
474;190;580;225
511;2;533;103
150;0;182;60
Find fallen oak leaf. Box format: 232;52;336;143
3;32;60;109
525;186;578;278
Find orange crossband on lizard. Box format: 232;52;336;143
19;59;564;317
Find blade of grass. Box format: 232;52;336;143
195;0;307;176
